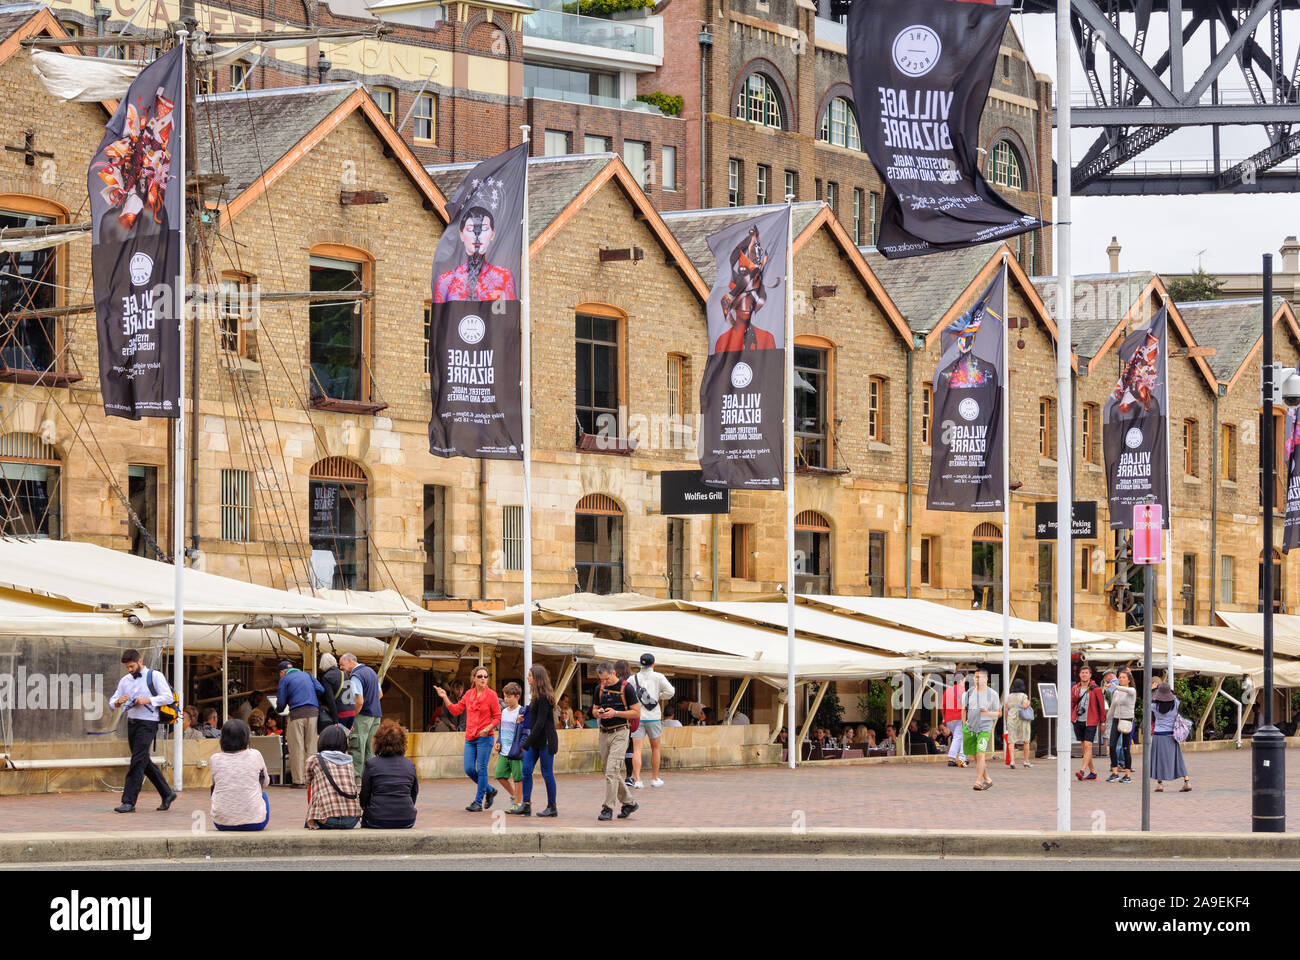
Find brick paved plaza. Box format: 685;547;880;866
2;750;1295;837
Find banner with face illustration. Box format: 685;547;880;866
927;267;1005;511
428;142;527;460
846;0;1044;259
1284;407;1300;553
698;207;790;490
89;46;183;419
1103;304;1169;529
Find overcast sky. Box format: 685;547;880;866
1014;11;1300;277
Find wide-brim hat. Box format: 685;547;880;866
1153;682;1175;703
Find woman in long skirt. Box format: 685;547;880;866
1149;681;1190;792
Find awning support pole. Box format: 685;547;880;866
725;676;752;724
770;689;788;744
221;625;229;723
899;671;927;755
553;657;577;701
797;681;827;756
378;635;401;684
1195;675;1225;742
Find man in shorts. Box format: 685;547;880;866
1071;664;1106;781
630;653;675;788
962;668;1001;791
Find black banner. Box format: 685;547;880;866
1034;500;1098;540
927;267;1005;512
1285;407;1300;553
699;208;790;490
428;142;527;460
89;46;184;419
846;0;1044;259
661;470;730;515
1103;304;1169;529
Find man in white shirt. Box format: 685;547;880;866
630;653;675;788
108;648;176;813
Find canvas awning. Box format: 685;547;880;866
1086;633;1246;677
1214;612;1300;658
799;594;1104;647
0;540;415;634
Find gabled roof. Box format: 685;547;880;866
1031;271;1156;360
427;152;709;302
660;201;913;346
197;83;447;223
0;3;91;68
1178;297;1300;393
863;242;1071;367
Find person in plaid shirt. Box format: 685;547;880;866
304;725;362;829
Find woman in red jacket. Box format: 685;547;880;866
1070;664;1107;781
435;666;502;812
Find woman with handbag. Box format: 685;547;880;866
1107;668;1137;783
1150;681;1191;792
1003;677;1034;769
304;723;362;829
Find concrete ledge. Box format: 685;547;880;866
4;827;1300;865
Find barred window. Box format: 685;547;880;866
502;505;524;571
220;469;252;542
735;74;783;128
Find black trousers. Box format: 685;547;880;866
123;718;171;805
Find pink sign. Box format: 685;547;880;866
1133;503;1163;564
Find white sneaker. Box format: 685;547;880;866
650;778;664;787
632;780;644;789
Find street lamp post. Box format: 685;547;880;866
1253;252;1286;833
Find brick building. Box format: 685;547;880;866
645;0;1053;273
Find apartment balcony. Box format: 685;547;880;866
524;84;666;113
522;6;662;69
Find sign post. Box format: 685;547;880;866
1037;681;1058;760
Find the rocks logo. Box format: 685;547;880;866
730;362;754;389
892;25;941;77
958;397;980;421
1125;427;1143;450
458;314;485;345
129;252;153;287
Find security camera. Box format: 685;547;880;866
1282;368;1300;407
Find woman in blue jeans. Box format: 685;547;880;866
435;666;501;812
514;664;559;817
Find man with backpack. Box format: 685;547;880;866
277;659;325;788
592;662;639;821
108;648;176;813
317;654;350;733
629;652;675;789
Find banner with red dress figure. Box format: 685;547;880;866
698;207;790;490
1103;304;1169;529
89;46;183;420
428;142;527;460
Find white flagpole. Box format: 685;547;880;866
1054;0;1074;832
1000;253;1010;718
1161;298;1174;684
172;30;189;791
785;195;796;770
520;127;533;704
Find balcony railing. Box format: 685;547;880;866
524;85;664;114
522;8;653;55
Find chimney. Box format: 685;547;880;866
1281;235;1300;274
1107;236;1122;274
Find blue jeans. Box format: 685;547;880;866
1111;719;1132;770
215;793;269;831
522;746;556;806
463;735;495;804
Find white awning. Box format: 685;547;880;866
31;50;142;101
1214;612;1300;658
1085;633;1246;677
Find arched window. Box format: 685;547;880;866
309;457;368;590
971;523;1001;611
576;494;623;594
794;511;831;594
735;73;783;129
985;140;1024;190
818;97;861;150
0;432;60;538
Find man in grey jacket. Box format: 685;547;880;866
630;653;675;789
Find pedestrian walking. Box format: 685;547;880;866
963;667;1001;791
592;661;639;821
629;652;675;789
517;664;559;817
209;719;270;832
1003;677;1033;768
360;720;419;829
495;682;526;813
1071;664;1106;781
1107;668;1137;783
108;648;176;814
341;653;383;777
434;666;502;812
1150;682;1191;792
304;724;362;829
276;659;325;788
942;671;967;768
614;659;637;786
317;653;346;733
